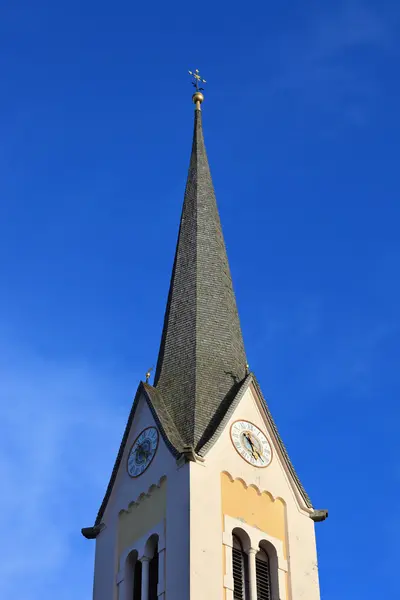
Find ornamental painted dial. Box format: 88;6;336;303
230;420;272;468
127;426;159;478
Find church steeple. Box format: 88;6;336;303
82;77;326;600
152;87;247;454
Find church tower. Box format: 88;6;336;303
82;77;328;600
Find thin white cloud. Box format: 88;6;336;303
0;338;135;599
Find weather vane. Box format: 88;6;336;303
145;366;154;383
188;69;207;92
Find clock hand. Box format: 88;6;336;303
136;443;147;460
243;432;254;450
244;433;264;462
251;444;264;462
244;433;257;457
254;449;264;462
137;442;151;460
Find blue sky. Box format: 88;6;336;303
0;0;399;597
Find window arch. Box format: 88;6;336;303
223;517;284;600
255;547;271;600
122;535;159;600
118;524;164;600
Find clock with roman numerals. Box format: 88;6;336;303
127;426;159;478
230;420;272;468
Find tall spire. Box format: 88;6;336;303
82;78;318;536
153;79;247;453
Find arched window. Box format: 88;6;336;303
132;559;142;600
232;534;246;600
255;548;271;600
149;541;159;600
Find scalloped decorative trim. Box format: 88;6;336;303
221;470;286;505
118;475;167;516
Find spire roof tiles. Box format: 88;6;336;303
153;107;247;453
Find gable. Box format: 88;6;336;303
204;375;313;513
83;383;178;535
102;395;172;523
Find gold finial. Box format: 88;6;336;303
189;68;206;109
145;366;154;383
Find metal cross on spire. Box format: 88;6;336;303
188;69;207;92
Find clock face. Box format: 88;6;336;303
127;426;159;478
230;420;272;468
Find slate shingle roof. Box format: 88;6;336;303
153;108;248;453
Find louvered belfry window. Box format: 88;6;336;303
232;535;246;600
256;548;272;600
